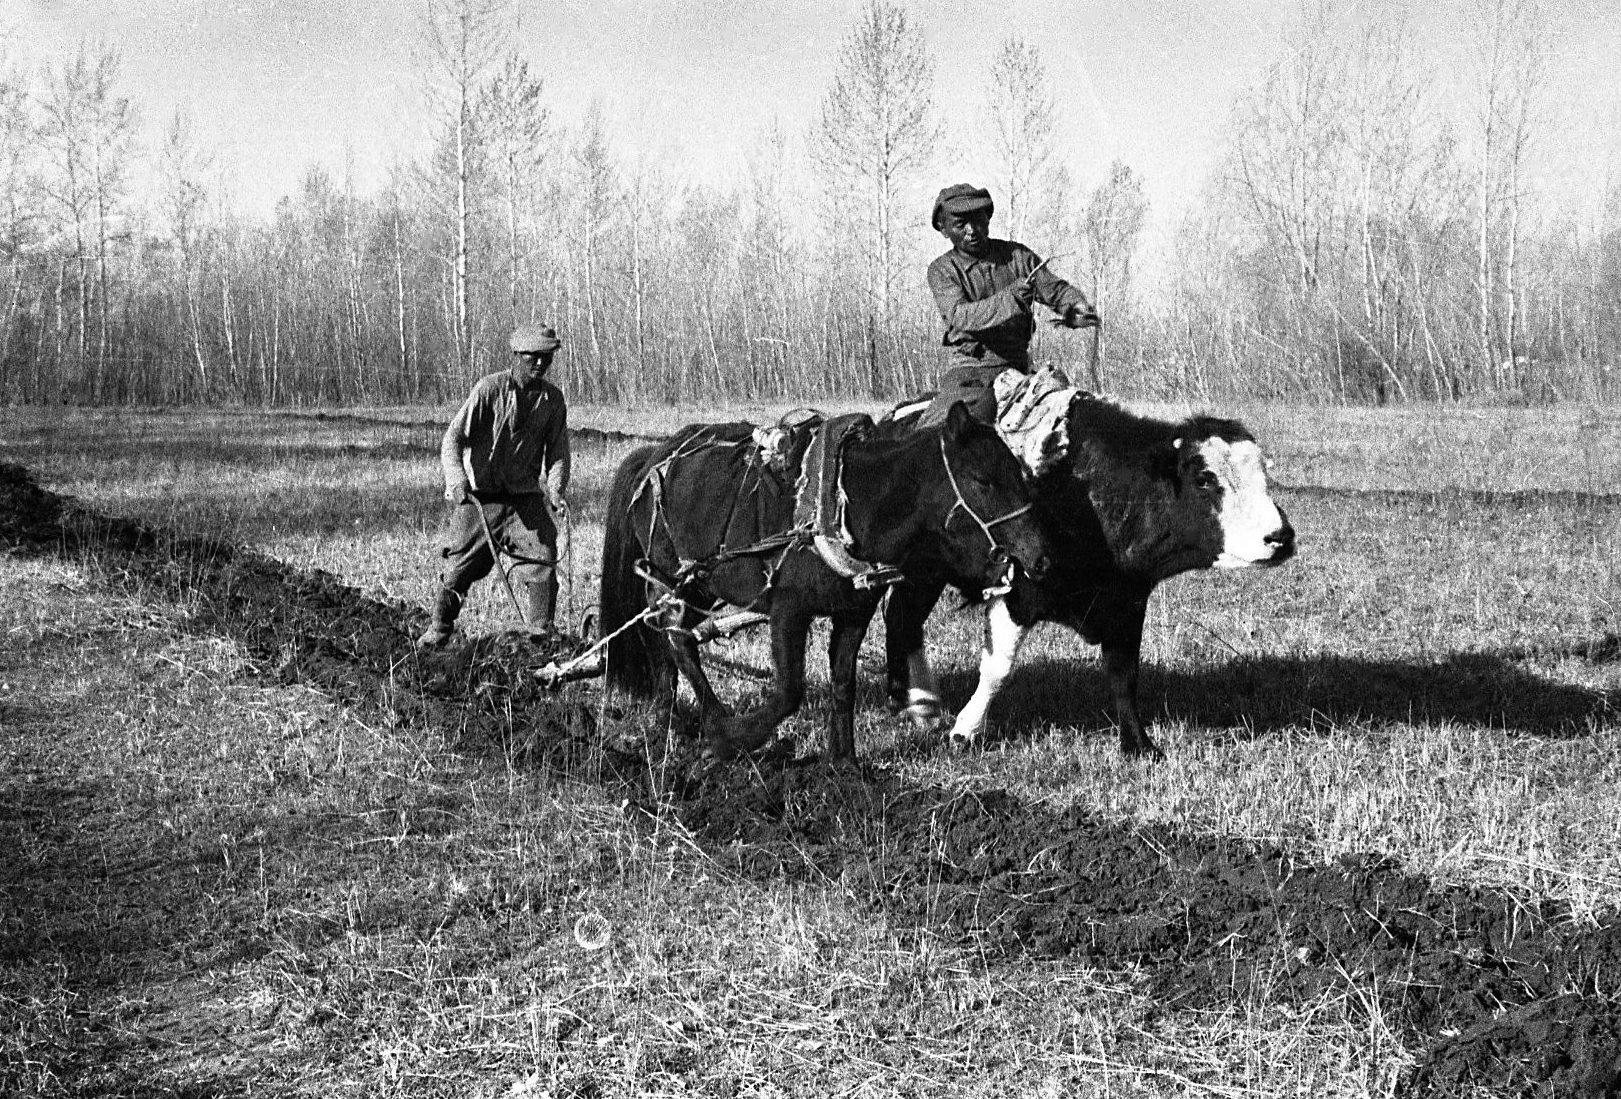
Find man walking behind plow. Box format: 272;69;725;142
921;184;1099;425
417;324;571;649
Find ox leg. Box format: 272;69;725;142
883;580;946;729
947;596;1029;749
643;604;686;736
718;606;811;758
827;609;872;761
666;606;730;736
904;650;946;732
1101;598;1163;760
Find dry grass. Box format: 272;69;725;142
4;399;1619;1095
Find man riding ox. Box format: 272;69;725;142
417;323;571;648
923;183;1099;425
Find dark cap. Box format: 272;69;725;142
931;184;994;230
510;324;562;353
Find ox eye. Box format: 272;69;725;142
1194;470;1220;491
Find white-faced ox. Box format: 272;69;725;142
883;393;1295;759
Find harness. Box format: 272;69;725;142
536;414;1034;688
790;413;902;589
938;432;1034;557
628;410;1034;628
629;425;807;600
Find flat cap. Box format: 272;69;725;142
931;184;994;229
509;324;562;353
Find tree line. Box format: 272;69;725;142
1;0;1618;409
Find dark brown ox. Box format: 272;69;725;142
883;393;1295;759
599;403;1052;761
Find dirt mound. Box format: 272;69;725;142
6;460;1619;1096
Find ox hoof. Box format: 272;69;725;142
906;703;947;733
946;732;981;755
1124;739;1166;763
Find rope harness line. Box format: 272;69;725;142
538;416;1034;686
946;431;1030;554
634;427;816;609
616;426;820;662
534;591;674;687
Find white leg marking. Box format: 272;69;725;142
949;597;1028;745
905;651;943;729
907;650;941;697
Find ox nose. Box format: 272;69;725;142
996;543;1049;583
1265;511;1296;561
1024;549;1051;581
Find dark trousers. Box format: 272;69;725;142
919;360;1030;427
435;494;557;596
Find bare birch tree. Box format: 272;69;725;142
1227;7;1349;298
157;109;214;397
1467;0;1546;390
569;104;618;395
38;42;133;397
981;36;1059;243
479;55;549;318
0;57;38;396
419;0;507;375
741;122;801;395
813;0;939;388
1077;161;1147;387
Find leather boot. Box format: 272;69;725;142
523;570;557;639
416;588;461;648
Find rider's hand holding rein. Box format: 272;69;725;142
1063;303;1101;329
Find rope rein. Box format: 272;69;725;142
938;434;1034;553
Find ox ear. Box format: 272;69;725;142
943;399;975;440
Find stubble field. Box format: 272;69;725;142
2;399;1620;1097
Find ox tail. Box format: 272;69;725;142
600;443;662;699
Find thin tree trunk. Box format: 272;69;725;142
394;206;409;396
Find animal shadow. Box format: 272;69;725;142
950;647;1614;742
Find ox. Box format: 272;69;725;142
883;390;1295;759
598;403;1051;761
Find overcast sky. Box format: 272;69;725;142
8;0;1621;237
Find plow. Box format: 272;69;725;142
533;592;771;689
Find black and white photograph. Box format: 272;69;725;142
4;1;1621;1094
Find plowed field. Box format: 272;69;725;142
6;459;1618;1096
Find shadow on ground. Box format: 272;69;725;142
953;646;1614;744
4;460;1619;1098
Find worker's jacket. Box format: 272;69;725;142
927;239;1093;370
440;370;570;499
